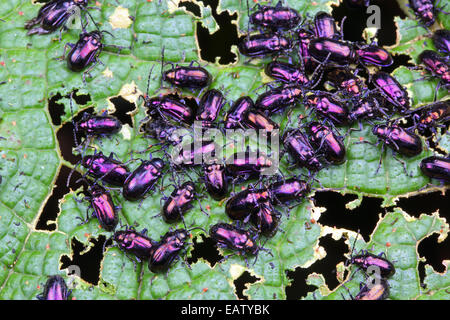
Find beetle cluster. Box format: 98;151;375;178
32;0;449;300
25;0;127;84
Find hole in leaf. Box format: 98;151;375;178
109;96;136;128
36;165;89;231
60;236;107;286
396;191;450;217
56;107;94;165
331;0;406;46
382;53;415;74
418;233;450;289
313;191;382;242
286;234;348;299
48;91;91;126
187;234;222;267
179;1;201;17
234;271;260;300
195;0;239;64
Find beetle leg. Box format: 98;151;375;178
392;153;412;177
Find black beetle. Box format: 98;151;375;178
432;29;450;55
282;128;324;171
196;89;226;127
203;163;229;200
305;92;350;126
78;151;130;187
122;158;165;201
420;156;450;182
162;182;197;223
148;229;190;273
224;96;254;129
225;149;275;180
25;0;89;36
372;71;410;113
418;50;450;91
308;122;346;165
255;84;303;114
249;0;301;31
209;223;259;256
113;227;158;262
409;0;437;27
225;187;271;221
36;275;71;300
81;183;119;231
238;33;292;58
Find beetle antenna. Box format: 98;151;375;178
146;64;155;98
69;92;80;150
85;9;102;34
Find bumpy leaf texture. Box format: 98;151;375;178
0;0;448;300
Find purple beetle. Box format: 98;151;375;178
250;201;280;237
420;156;450;182
196;89;226;127
309;38;393;67
80;151;130;187
348;94;389;123
418;50;450;89
409;99;449;135
172;140;218;167
243;110;280;134
282;129;324;171
314;11;340;39
81;184;118;231
346;278;390;300
225;187;271;221
36;275;70;300
163;65;211;89
148;229;190;273
308;122;346;165
265;61;311;86
409;0;437;27
297;29;317;72
122;158;165;201
268;177;311;204
224;96;254;129
432;29;450;55
255;84;303;114
372;71;410;113
249;0;301;30
113;227;158;262
372;124;423;157
209;223;260;256
144;96;195;125
238;33;292;58
225;149;275;180
326;68;367;99
350;251;396;278
76;113;122;136
203;163;229;200
305;92;350;126
162;182;197;223
25;0;89;36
